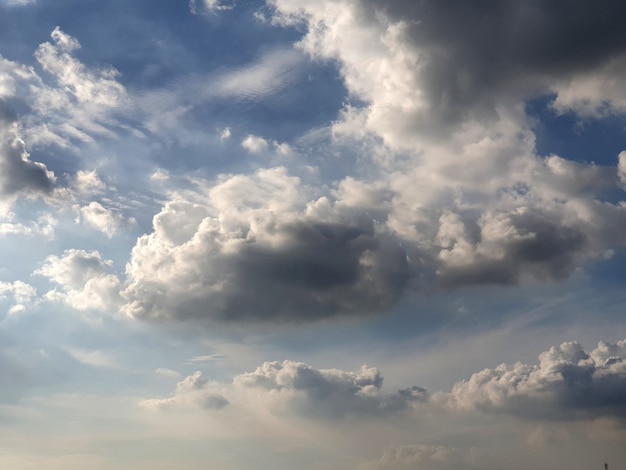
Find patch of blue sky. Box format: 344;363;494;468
527;95;626;166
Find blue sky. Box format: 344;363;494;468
1;1;626;469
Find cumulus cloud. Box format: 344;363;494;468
122;167;411;322
144;340;626;425
35;249;122;312
144;360;425;418
141;371;229;411
270;0;626;134
104;1;626;324
440;340;626;420
264;0;626;294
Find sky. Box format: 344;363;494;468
0;0;626;468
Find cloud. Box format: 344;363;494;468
271;0;626;134
72;171;106;196
0;280;36;315
141;371;229;411
618;151;626;187
0;0;35;6
144;361;426;418
0;212;55;237
211;47;304;102
79;201;124;238
63;347;117;369
35;249;122;312
261;0;626;297
143;339;626;426
241;134;269;153
360;444;495;470
156;368;183;379
122;167;411;323
189;0;235;15
240;134;292;156
440;340;626;420
0;28;134;152
0;101;56;205
233;360;427;418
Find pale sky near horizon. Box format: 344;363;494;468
1;1;626;469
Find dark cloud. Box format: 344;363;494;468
437;208;588;287
0;101;55;199
367;0;626;124
123;204;412;323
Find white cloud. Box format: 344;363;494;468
439;340;626;419
241;134;292;156
0;280;36;315
156;368;182;379
219;126;231;141
551;56;626;118
0;28;134;152
63;347;117;369
35;249;122;312
211;48;303;102
0;0;35;6
0;212;55;238
618;151;626;187
141;371;229;411
79;201;124;238
72;171;106;196
241;134;269;153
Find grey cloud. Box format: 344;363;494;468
367;0;626;125
437;208;589;287
226;220;411;320
442;340;626;420
0;101;55;199
122;172;412;323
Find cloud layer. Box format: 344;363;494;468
145;339;626;424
